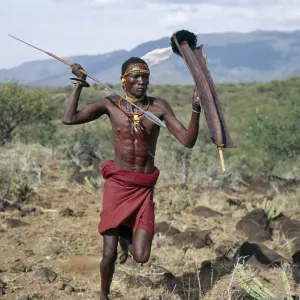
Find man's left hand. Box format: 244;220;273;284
192;88;201;111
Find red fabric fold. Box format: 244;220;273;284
98;160;160;236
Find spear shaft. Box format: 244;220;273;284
8;34;165;128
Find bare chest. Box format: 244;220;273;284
108;104;162;140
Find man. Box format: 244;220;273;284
62;57;201;300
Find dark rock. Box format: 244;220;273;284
35;267;57;283
191;206;223;218
215;240;240;258
64;285;74;294
226;198;242;207
55;281;66;290
0;279;7;295
292;250;300;284
24;249;35;257
127;275;153;287
236;209;272;242
155;222;181;236
59;208;74;217
276;215;300;252
199;256;235;294
173;230;213;249
4;218;30;229
248;176;270;193
20;207;37;217
69;170;99;184
233;241;286;268
20;294;43;300
0;200;20;212
74;210;85;217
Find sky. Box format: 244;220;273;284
1;0;300;69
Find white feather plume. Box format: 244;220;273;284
141;46;173;67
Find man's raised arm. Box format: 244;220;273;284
161;89;201;148
62;63;107;125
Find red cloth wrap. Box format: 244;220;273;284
98;160;160;236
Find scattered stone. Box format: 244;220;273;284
226;198;242;207
55;281;66;290
74;210;85;217
64;285;74;294
173;230;213;249
275;215;300;252
20;293;42;300
149;265;173;277
24;249;35;257
215;240;240;258
199;256;234;294
127;275;153;287
34;267;57;283
155;222;181;236
0;200;20;212
233;241;286;268
191;206;223;218
57;188;69;194
292;250;300;284
3;218;30;229
10;259;32;273
20;207;38;217
0;279;7;295
236;209;272;242
59;208;74;217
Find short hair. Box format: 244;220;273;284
121;57;148;76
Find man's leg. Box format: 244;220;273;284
118;226;133;264
100;230;119;300
129;228;153;264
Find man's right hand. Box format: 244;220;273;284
71;63;87;81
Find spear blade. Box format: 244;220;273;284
144;111;166;128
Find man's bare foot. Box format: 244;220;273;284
118;236;129;264
99;292;109;300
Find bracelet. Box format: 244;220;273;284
69;77;90;88
192;109;201;114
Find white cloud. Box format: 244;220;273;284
160;11;189;28
1;0;300;69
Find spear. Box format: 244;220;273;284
8;34;166;128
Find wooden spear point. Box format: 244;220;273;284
217;146;226;172
204;54;226;172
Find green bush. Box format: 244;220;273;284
57;122;113;167
0;83;52;145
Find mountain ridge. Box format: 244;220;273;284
2;30;300;85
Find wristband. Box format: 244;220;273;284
192;108;201;114
69;77;90;88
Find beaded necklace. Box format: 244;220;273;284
118;95;150;132
118;96;150;117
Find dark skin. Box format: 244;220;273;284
63;63;201;300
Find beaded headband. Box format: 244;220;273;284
122;63;150;78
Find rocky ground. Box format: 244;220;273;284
1;160;300;299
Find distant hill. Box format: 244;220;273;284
1;30;300;85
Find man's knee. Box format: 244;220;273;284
101;250;118;265
133;250;150;264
